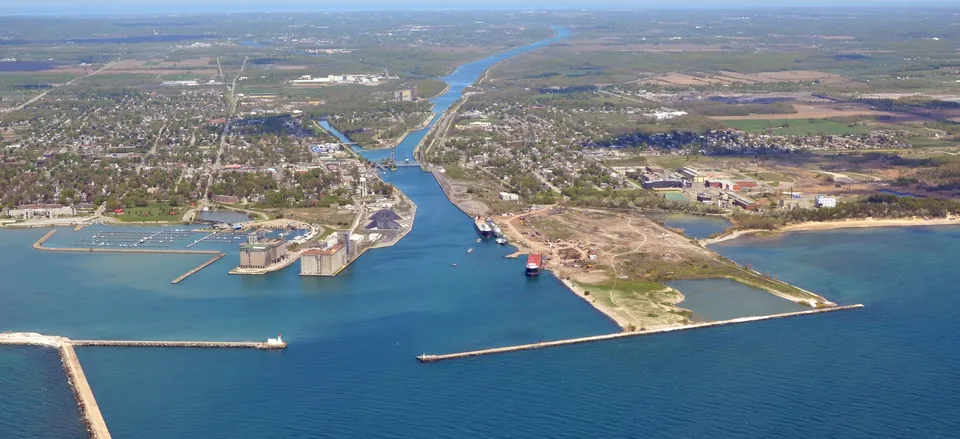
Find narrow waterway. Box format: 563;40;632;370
9;27;960;439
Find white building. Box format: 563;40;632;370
3;204;75;219
499;192;520;202
815;195;837;208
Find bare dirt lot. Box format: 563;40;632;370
500;208;826;329
716;70;847;84
710;103;902;120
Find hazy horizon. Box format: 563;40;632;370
4;0;959;16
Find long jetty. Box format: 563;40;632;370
1;332;286;439
70;339;286;349
60;343;112;439
171;253;225;284
417;304;865;363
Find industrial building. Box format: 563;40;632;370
300;244;347;276
696;192;713;203
499;192;520;201
728;193;760;211
239;238;288;269
678;167;705;183
641;174;684;190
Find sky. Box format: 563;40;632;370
3;0;957;15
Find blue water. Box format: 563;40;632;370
198;210;250;224
647;213;731;239
668;278;808;321
878;188;926;198
5;26;960;439
0;346;87;439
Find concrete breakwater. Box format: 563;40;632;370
171;253;225;284
60;343;112;439
417;304;865;362
2;332;286;439
70;340;286;349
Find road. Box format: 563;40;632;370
2;60;118;114
606;217;648;325
206;56;248;200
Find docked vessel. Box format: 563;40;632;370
474;217;494;238
496;237;508;245
525;253;543;278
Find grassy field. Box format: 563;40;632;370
114;203;182;222
725;119;871;136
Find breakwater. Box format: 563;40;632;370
1;332;286;439
417;304;865;362
70;340;286;349
171;253;225;284
60;343;112;439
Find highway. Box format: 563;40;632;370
206;56;248;200
2;60;118;113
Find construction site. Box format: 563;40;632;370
501;207;833;331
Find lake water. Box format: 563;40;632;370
877;188;926;198
667;278;808;321
647;213;731;239
4;27;960;439
198;210;250;224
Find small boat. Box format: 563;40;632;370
451;263;458;267
496;237;508;245
467;248;474;254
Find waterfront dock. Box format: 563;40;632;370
417;304;865;363
170;253;226;284
60;343;112;439
34;229;222;256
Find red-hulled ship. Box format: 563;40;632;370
525;253;542;278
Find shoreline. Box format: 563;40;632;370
705;217;960;245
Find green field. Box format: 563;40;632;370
114;203;183;222
724;119;871;136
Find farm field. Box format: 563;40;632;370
723;118;871;136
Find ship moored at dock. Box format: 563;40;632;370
474;216;494;238
525;252;543;278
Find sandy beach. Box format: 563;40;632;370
705;217;960;245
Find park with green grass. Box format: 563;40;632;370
113;203;183;222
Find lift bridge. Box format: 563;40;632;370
373;147;421;171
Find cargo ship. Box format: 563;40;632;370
474;217;494;238
525;252;542;278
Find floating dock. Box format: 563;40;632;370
417;304;865;363
170;253;225;284
34;230;221;255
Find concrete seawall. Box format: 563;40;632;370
418;304;865;362
60;344;112;439
171;253;225;284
